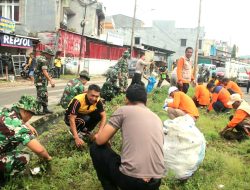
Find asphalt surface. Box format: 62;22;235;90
0;79;104;108
1;78;249;108
241;86;250;103
0;83;65;108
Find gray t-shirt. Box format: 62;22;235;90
108;104;165;179
135;59;148;73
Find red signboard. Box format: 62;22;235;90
58;29;86;57
36;30;85;57
36;29;139;60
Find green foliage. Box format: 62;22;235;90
3;87;250;190
59;74;77;80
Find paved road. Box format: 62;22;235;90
1;79;249;108
241;86;250;103
0;80;104;108
0;83;66;108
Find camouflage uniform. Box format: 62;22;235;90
106;65;118;83
0;95;38;180
101;66;120;101
60;78;85;109
117;51;130;92
34;55;50;111
60;70;90;109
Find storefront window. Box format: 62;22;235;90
0;0;19;21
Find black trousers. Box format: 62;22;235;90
131;73;144;86
212;101;231;113
177;83;189;94
222;124;249;141
55;67;61;78
90;143;161;190
247;81;250;93
64;110;101;133
192;97;206;108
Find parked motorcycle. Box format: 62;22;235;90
20;63;29;79
197;68;210;82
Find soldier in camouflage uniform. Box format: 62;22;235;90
60;70;90;109
117;50;130;92
0;95;51;183
101;65;120;101
34;48;55;114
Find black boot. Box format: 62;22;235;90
43;106;53;114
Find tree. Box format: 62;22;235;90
231;44;237;59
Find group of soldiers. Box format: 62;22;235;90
101;50;171;101
0;48;93;184
101;50;130;101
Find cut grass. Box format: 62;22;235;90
3;86;250;190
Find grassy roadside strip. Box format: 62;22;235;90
3;87;250;190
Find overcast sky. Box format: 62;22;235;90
99;0;250;56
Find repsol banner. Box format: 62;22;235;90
0;34;33;48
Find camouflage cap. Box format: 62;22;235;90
79;70;90;81
14;95;38;114
42;48;55;56
123;50;130;58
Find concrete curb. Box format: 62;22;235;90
31;110;65;128
0;75;106;89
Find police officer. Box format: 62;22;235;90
0;95;52;183
65;84;106;147
60;70;90;109
34;48;55;114
117;50;130;92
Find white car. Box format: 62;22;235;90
236;67;249;86
64;58;78;74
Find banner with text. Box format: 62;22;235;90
0;16;15;34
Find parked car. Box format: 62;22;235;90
216;67;226;77
103;59;137;79
236;67;249;86
64;59;78;74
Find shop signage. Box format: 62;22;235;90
0;16;15;34
0;34;33;48
57;30;85;57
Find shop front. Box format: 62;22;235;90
0;32;39;77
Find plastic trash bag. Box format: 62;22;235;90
163;115;206;179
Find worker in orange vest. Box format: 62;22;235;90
207;82;232;113
220;93;250;141
165;86;199;121
193;77;210;108
222;78;243;97
176;47;195;94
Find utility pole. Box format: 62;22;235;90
77;5;87;76
193;0;202;80
77;0;97;76
130;0;137;58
